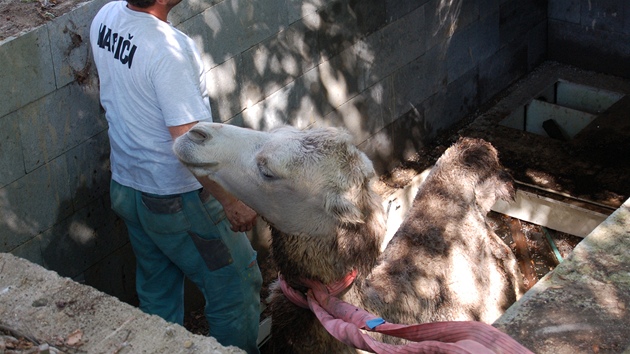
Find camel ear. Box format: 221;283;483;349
325;193;364;224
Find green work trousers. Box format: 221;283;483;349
110;180;262;354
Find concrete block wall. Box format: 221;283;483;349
549;0;630;78
352;0;547;172
0;0;547;304
0;0;134;302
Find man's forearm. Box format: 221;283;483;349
197;176;238;207
170;123;256;232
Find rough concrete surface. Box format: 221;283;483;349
494;198;630;354
0;253;244;353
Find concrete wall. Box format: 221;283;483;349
549;0;630;78
0;0;134;301
0;0;547;304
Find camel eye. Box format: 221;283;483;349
257;161;276;180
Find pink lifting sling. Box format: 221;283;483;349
279;271;532;354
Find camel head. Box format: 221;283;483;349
173;123;379;237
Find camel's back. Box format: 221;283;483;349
359;137;522;330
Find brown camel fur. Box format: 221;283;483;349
173;123;524;353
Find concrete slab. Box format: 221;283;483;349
498;0;547;48
10;195;128;280
0;252;243;353
17;82;105;173
548;20;630;79
241;66;337;131
392;43;447;122
492;189;608;238
0;113;25;188
446;20;481;84
523;99;596;138
548;0;581;24
48;0;105;88
0;156;73;246
204;56;243;122
357;105;426;175
168;0;221;27
423;0;461;50
555;80;624;114
65;130;111;210
362;5;427;90
285;0;326;24
325;82;390;144
177;0;288;71
493;198;630;353
0;26;55;118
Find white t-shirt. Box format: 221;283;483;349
90;1;212;195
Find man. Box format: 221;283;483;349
89;0;262;352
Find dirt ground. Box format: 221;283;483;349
0;0;87;41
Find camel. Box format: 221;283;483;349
173;123;525;353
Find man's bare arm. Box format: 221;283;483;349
169;123;257;232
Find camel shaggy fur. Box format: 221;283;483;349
173;123;524;353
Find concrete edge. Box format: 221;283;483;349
0;252;244;354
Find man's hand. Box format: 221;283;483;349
222;198;257;232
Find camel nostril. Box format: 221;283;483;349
188;127;211;143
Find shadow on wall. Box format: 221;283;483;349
39;184;137;305
52;139;138;304
185;0;389;129
4;139;137;304
175;0;475;173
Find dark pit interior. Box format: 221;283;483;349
388;62;629;211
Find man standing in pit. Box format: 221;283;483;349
90;0;262;352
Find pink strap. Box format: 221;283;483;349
279;273;532;354
278;269;358;309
